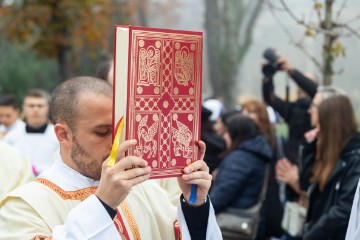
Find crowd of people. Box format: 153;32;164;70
1;53;360;240
200;53;360;240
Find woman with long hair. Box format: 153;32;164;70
242;99;286;239
210;113;272;213
302;94;360;239
241;100;275;148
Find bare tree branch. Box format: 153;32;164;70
335;0;348;22
266;1;286;11
238;0;263;63
293;42;324;72
343;24;360;40
278;0;335;36
312;0;322;23
342;14;360;25
267;0;323;72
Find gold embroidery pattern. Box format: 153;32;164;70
127;30;202;178
32;236;52;240
171;116;193;158
36;179;132;239
174;46;194;86
158;40;172;168
114;218;124;232
120;202;141;240
138;46;161;86
134;115;159;158
35;178;96;201
174;220;182;240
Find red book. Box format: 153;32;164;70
113;26;203;179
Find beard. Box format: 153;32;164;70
71;136;109;180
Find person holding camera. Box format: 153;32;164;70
261;51;319;239
261;49;318;165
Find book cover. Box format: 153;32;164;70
113;26;203;179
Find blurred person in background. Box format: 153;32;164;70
241;99;285;239
241;100;275;149
201;106;227;175
276;86;347;195
210;113;271;214
262;53;318;165
3;89;59;175
96;59;114;85
303;94;360;239
203;98;225;123
203;98;232;149
0;76;221;239
0;94;25;139
0;141;34;199
277;87;358;240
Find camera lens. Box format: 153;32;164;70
263;48;279;77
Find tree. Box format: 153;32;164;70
0;39;58;101
268;0;360;85
205;0;264;107
0;0;115;82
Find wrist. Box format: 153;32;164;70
95;191;118;210
95;195;117;219
181;194;208;207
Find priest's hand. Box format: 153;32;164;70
177;141;212;207
95;139;152;209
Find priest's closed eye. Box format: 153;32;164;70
95;130;111;137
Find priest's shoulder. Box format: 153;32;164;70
0;179;62;208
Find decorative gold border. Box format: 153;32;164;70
31;236;52;240
174;220;182;240
35;178;96;201
127;29;202;179
120;202;141;240
35;178;139;239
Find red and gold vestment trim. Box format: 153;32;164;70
120;202;141;240
35;178;140;239
174;220;182;240
31;236;52;240
35;178;96;201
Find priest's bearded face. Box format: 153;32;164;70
70;93;113;180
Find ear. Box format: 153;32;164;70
54;123;72;148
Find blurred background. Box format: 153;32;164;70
1;0;359;113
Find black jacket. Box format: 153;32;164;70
302;132;360;240
210;135;272;214
202;132;227;174
262;69;318;164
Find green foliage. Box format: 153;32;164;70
276;121;289;138
0;0;118;80
0;39;59;102
0;0;114;58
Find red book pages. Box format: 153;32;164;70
113;26;203;179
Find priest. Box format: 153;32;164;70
0;76;221;240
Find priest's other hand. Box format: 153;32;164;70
95;139;152;209
177;141;212;207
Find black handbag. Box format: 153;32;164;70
216;165;269;240
216;202;262;240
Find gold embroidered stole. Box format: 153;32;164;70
35;178;139;239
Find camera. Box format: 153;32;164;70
262;48;279;77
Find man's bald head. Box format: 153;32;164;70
51;76;112;131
